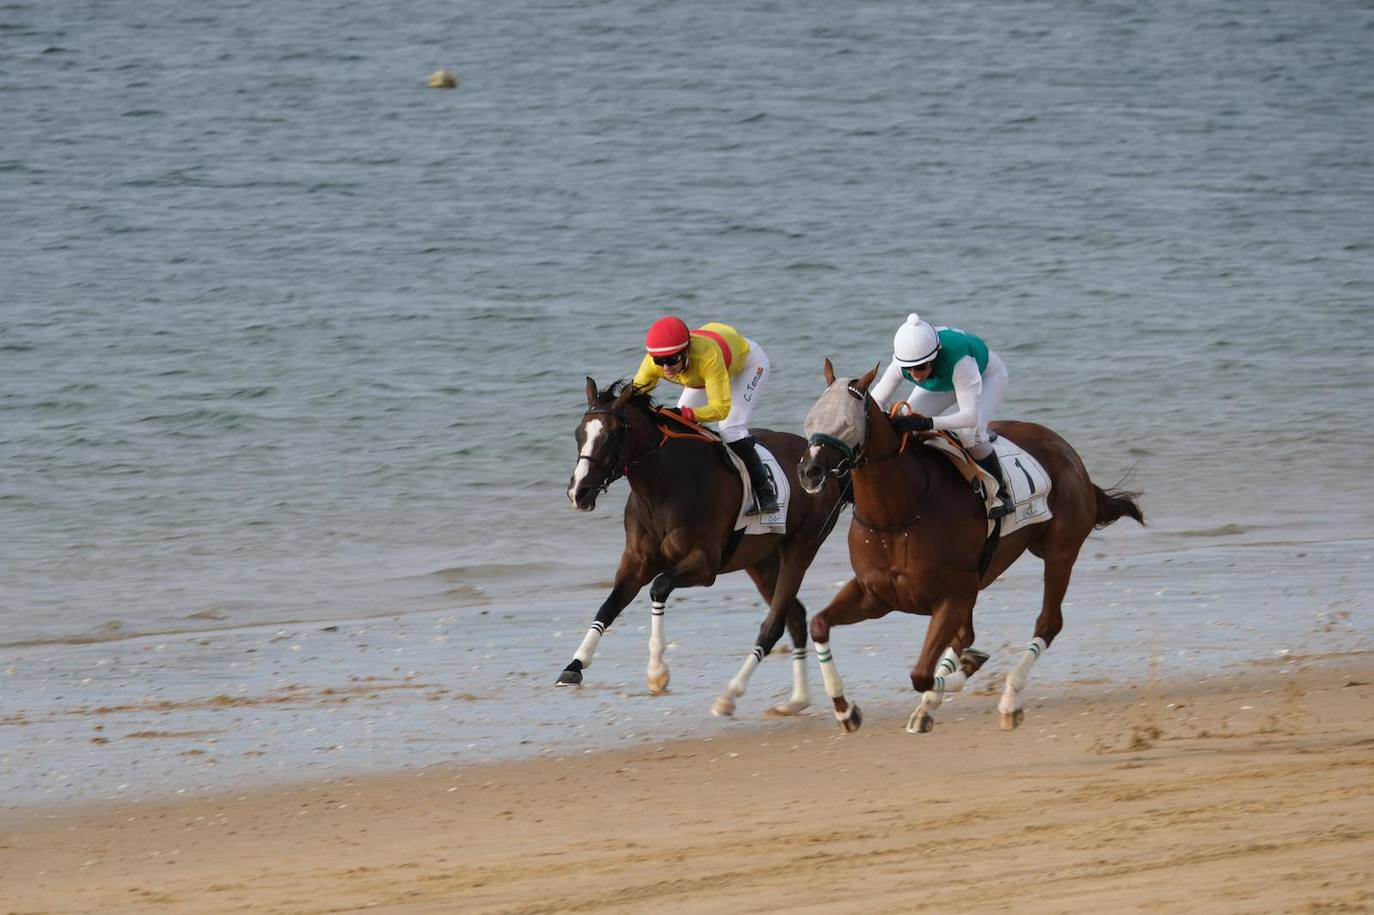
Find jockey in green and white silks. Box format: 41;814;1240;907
871;313;1014;519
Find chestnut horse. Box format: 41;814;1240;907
797;360;1143;733
563;378;848;716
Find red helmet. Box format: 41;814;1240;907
645;315;691;356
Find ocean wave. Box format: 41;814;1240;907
430;563;556;582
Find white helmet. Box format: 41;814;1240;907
893;313;940;366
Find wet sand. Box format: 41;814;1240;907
5;651;1373;914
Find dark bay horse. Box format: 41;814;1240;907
563;378;848;716
797;360;1144;733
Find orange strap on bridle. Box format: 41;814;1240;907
888;402;917;454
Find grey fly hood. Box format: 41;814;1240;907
803;378;868;459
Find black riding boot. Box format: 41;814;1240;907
727;436;780;515
974;451;1016;519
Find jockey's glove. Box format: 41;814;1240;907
663;405;696;423
892;414;934;433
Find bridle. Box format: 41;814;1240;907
805;381;922;531
577;406;636;492
805;381;871;479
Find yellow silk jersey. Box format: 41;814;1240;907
632;322;752;423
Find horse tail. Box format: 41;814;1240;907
1092;484;1144;529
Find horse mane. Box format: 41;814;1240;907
596;379;659;413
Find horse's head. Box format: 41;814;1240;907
798;358;880;494
568;377;647;511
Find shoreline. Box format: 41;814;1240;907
7;528;1369;651
3;534;1371;810
5;653;1374;913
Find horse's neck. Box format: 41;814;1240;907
624;434;728;503
851;408;930;524
852;451;925;520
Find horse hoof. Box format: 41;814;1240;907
711;695;737;717
647;669;670;695
906;710;934;734
1000;708;1024;731
556;668;583;686
960;648;991;675
765;700;811;717
836;704;862;733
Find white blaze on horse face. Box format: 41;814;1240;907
568;417;609;508
799;442;829;493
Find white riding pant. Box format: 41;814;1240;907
904;352;1008;458
677;339;769;444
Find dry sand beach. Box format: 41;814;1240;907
5;652;1372;914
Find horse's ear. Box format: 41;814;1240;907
585;377;599;406
612;382;636;410
856;362;880;392
823;357;836;386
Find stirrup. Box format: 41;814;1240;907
988;495;1015;519
746;488;780;516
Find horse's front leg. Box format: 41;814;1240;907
809;580;889;733
907;598;978;734
557;551;650;686
646;572;672;695
646;548;718;695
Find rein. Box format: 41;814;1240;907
578;404;716;491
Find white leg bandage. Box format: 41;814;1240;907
1000;637;1046;714
647;602;667;669
728;647;763;696
815;642;845;699
574;621;607;667
1006;637;1046;692
789;647;809;704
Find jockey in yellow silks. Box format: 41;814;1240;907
633;316;779;515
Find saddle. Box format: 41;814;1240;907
656;408;788;532
900;427;1053;535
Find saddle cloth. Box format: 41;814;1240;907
921;434;1053;536
721;442;789;534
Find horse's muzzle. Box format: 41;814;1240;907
797;456;826;495
568;479;599;512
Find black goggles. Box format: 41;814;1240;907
652;351;686;367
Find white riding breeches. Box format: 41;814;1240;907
904;352;1008;456
677;339;769;444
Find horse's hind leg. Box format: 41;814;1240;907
558;551;651;686
713;557;779;717
713;554;813;717
771;594;812;717
771;539;828;716
999;547;1076;729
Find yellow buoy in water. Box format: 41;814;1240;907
427;69;458;89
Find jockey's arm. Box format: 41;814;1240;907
870;360;906;411
690;347;733;423
930;357;983;432
631;354;662;394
